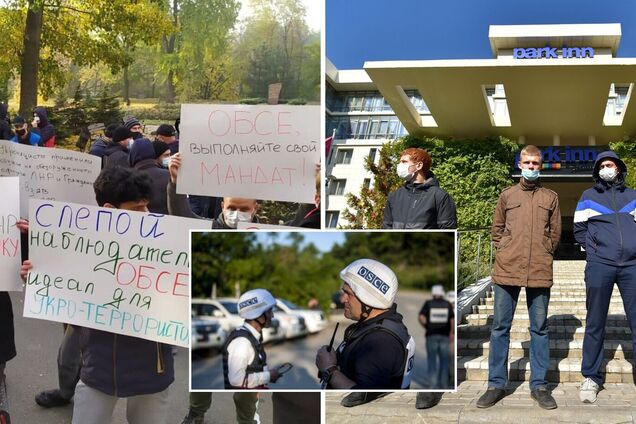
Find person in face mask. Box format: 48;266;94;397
152;140;171;168
574;151;636;404
102;126;133;169
383;147;457;229
165;153;259;228
123;116;144;140
477;145;561;410
10;116;41;146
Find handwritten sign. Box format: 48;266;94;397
0;140;100;216
23;200;210;347
0;177;22;291
177;104;320;203
237;222;311;230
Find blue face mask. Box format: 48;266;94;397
521;168;540;181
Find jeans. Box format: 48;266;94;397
488;284;550;390
582;262;636;386
426;334;450;389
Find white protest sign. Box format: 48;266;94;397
177;104;320;203
23;200;210;347
0;177;22;291
0;140;100;217
237;222;310;230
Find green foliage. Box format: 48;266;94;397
287;98;306;105
609;140;636;188
257;201;298;224
239;97;267;105
191;232;455;311
122;103;181;122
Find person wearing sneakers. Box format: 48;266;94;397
575;151;636;403
476;145;562;410
315;259;416;407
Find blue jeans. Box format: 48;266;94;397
582;262;636;386
426;334;450;389
488;284;550;390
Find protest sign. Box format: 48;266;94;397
0;140;100;216
178;104;320;203
0;177;22;291
23;200;210;347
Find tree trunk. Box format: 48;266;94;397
162;0;178;103
19;1;44;117
123;65;130;106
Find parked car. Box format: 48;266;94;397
273;304;308;339
191;298;284;343
276;298;328;334
191;315;226;354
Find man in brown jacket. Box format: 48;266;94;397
477;145;561;410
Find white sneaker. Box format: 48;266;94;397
579;377;600;403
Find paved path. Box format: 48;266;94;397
326;377;636;422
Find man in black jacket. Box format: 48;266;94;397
383;148;457;229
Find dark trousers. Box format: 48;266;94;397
582;262;636;385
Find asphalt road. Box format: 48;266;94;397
5;291;273;424
192;290;446;390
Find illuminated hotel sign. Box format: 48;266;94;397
513;46;594;59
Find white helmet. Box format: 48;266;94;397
446;290;456;303
431;285;445;297
339;259;398;309
237;289;276;320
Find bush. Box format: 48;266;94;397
239;97;267;105
122;103;181;122
287;98;307;105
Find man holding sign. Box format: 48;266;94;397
21;167;175;424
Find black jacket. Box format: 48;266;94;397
33;107;56;146
133;159;170;215
383;176;457;229
0;103;13;141
103;143;130;169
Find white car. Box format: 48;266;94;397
276;298;328;334
191;298;284;343
273;304;308;339
191;316;227;353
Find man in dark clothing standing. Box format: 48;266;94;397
0;103;13;140
89;123;118;160
103;126;133;169
419;285;454;390
576;151;636;403
383;148;457;229
129;138;170;214
316;259;415;406
32;107;55;147
10;116;41;146
155;123;179;154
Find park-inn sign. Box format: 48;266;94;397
513;46;594;59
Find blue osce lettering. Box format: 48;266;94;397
513;46;594;59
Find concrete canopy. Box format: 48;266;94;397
363;58;636;144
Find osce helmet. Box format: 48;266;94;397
432;285;445;297
237;289;276;320
339;259;398;309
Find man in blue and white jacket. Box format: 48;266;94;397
574;151;636;404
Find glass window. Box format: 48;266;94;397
356;120;368;138
329;179;346;195
326;211;339;228
363;178;371;189
335;149;353;165
368;148;377;163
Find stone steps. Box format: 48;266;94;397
459;323;632;341
458;339;633;359
473;304;627;315
465;313;628;327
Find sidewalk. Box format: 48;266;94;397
325;381;636;423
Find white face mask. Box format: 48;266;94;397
396;163;415;180
161;157;171;168
223;210;253;229
599;167;618;182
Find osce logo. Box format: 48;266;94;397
357;266;390;295
513;46;594;59
239;297;259;309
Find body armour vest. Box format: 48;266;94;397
222;327;267;389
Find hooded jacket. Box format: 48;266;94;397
0;103;13;140
574;151;636;266
33;107;56;147
129;139;170;214
491;178;562;288
383;174;457;229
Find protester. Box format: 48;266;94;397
574;151;636;403
32;107;56;147
316;259;415;407
180;393;260;424
167;153;259;228
21;166;175;424
152;140;171;168
476;145;561;410
0;103;13;140
419;285;454;390
155;123;179;154
89;123;118;161
287;169;321;229
103;126;133;169
0;291;16;424
124;116;144;140
10;116;41;146
129;138;170;214
383;147;457;229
